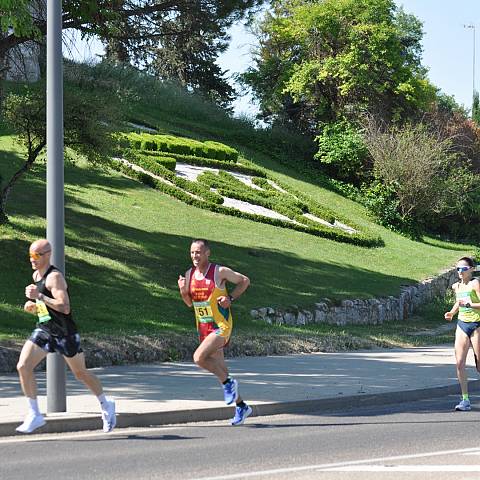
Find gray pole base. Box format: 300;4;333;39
46;353;67;413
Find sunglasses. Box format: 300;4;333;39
456;266;472;273
29;250;51;260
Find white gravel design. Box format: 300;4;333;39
175;162;218;181
175;162;262;190
222;197;295;222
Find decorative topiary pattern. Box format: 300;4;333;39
115;133;383;247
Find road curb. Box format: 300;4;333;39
2;380;479;438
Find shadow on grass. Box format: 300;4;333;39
0;160;446;338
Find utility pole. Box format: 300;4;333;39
46;0;66;413
464;24;476;117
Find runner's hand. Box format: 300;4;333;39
178;275;187;292
25;284;39;299
217;296;231;308
24;301;37;314
444;311;454;321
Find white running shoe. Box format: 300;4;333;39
455;399;471;411
101;398;116;433
15;412;46;434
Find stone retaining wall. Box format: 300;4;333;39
250;268;458;326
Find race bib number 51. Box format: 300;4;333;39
193;301;214;321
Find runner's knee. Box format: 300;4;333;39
72;368;90;383
456;359;467;370
193;350;204;366
16;360;33;375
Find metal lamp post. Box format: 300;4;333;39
46;0;66;413
464;23;476;117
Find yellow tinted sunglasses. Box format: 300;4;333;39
29;250;51;260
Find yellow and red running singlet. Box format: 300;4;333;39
188;263;233;344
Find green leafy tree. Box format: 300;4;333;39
472;90;480;125
243;0;436;132
144;7;236;108
0;64;124;224
315;120;369;184
0;1;264;108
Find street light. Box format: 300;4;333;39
464;23;476;116
46;0;66;413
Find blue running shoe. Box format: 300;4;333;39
223;379;238;405
231;404;253;426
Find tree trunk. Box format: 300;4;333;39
0;45;8;115
0;143;45;224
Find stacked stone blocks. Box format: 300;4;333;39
250;268;458;326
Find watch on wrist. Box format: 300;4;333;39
228;295;235;303
465;302;472;308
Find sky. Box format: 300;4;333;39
68;1;480;116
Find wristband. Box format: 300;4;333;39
228;295;235;303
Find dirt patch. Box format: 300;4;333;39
407;323;456;337
0;332;386;374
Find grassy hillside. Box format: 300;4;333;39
0;66;473;345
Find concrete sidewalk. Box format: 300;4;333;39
1;346;479;437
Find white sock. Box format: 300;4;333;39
97;393;107;407
27;398;40;416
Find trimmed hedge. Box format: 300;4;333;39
124;132;239;161
129;153;177;172
136;150;266;177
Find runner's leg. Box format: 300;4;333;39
64;352;116;432
16;341;48;433
193;332;229;382
470;328;480;374
16;340;47;399
455;326;471;396
64;352;103;396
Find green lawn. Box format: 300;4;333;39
0;125;471;344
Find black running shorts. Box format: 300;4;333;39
29;328;83;358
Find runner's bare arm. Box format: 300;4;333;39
178;273;193;307
445;283;460;320
25;272;71;314
217;266;250;308
468;278;480;308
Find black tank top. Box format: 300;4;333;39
35;265;78;336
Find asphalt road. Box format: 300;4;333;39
3;394;480;480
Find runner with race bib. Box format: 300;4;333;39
178;239;252;426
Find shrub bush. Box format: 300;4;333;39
361;181;419;237
362;119;480;237
315;120;370;184
123;132;239;162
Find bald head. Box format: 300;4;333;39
30;239;51;253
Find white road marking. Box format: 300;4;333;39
190;447;480;480
323;465;480;472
